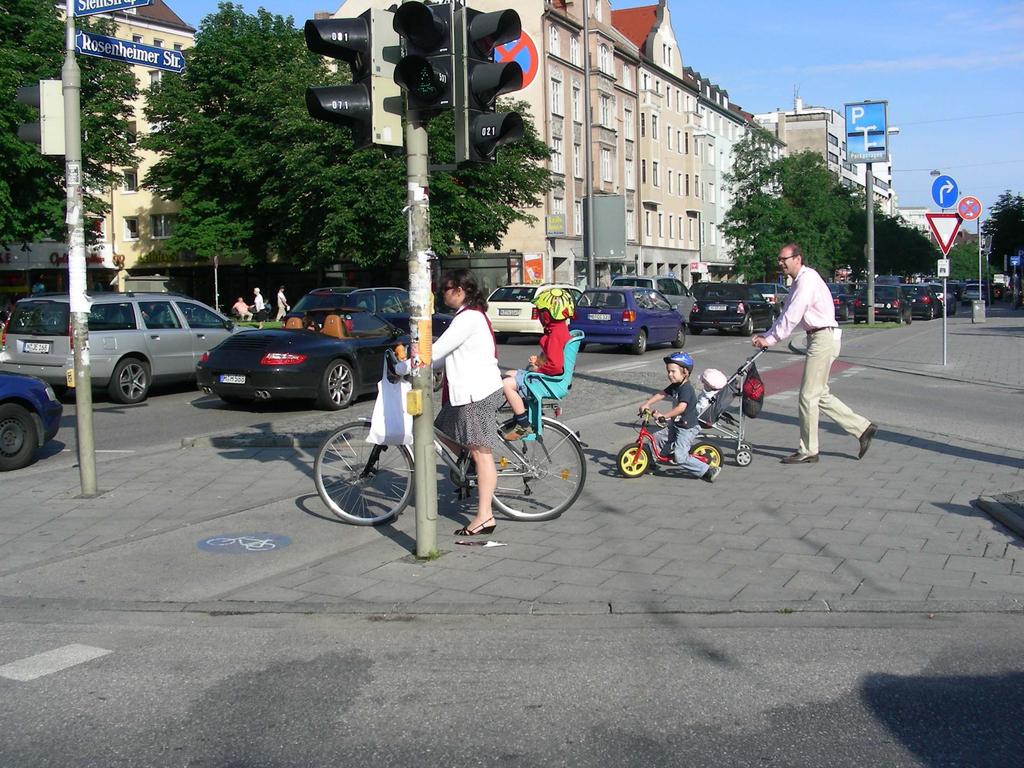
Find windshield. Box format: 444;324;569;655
579;291;626;308
750;283;777;294
612;277;651;287
693;283;748;301
8;300;69;335
293;290;355;312
489;286;537;302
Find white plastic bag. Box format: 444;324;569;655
367;361;412;446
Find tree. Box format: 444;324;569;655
947;241;993;281
983;190;1024;268
0;0;137;245
142;3;554;268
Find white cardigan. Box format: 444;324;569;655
431;307;502;405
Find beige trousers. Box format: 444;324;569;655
798;329;870;456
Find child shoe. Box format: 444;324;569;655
702;465;721;483
502;422;534;441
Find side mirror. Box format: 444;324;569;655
224;319;235;331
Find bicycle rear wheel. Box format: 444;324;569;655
492;416;586;522
314;419;414;525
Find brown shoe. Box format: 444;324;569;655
502;422;533;441
780;452;819;464
858;423;878;459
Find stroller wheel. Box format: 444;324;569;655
617;445;651;477
691;443;722;469
736;445;753;467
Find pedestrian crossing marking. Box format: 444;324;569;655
0;644;112;682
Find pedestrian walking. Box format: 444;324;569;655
752;243;877;464
275;286;289;321
253;287;267;328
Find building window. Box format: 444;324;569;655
573;200;583;234
127;121;137;144
651;113;659;138
150;214;174;239
641;160;647;185
658;213;663;238
149;70;162;87
132;34;142;43
550;76;563;116
570;35;580;66
153;38;163;47
600;148;612;181
677;129;682;149
685;174;690;196
645;211;651;237
625;158;634;189
627;209;636;240
623;107;633;140
666;124;673;150
668;215;674;240
599;95;612;126
571;85;581;122
708;182;715;203
122;169;138;192
695;174;701;198
652;161;660;187
548;25;559;54
551;137;564;173
573;143;582;178
640;113;646;138
552;195;565;216
684;131;689;154
173;43;183;52
598;44;610;73
622;66;632;90
123;217;139;240
667;170;673;195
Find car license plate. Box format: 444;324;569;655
588;313;611;321
219;374;246;384
874;303;885;309
498;308;518;316
23;342;50;353
708;304;727;311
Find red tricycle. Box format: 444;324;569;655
616;408;722;478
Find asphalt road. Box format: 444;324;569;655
1;609;1022;767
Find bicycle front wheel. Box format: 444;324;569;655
492;416;586;522
314;419;414;525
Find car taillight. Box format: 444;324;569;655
260;352;307;366
622;310;636;323
531;307;538;320
691;303;700;313
893;300;900;308
0;320;6;349
921;296;931;304
198;352;209;364
833;298;840;306
736;302;745;314
854;299;863;308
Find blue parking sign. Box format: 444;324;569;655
845;101;889;163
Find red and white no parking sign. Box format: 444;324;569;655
957;196;982;221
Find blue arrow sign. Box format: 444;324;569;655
75;30;185;73
931;175;959;209
1011;255;1021;267
73;0;152;17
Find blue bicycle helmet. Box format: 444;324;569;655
663;352;693;371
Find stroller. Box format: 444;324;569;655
696;349;766;468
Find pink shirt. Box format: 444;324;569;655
762;265;836;346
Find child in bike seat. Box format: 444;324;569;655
501;287;574;440
639;352;720;483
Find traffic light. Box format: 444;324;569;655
15;79;65;156
304;9;403;150
454;8;524;164
392;1;453;113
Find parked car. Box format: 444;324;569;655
0;293;236;404
0;372;62;471
198;309;408;410
611;276;694;320
688;283;775;336
486;283;581;342
961;282;986;304
826;283;854;322
749;283;789;315
925;283;957;316
287;286;451;336
852;285;912;324
902;284;942;320
570;287;685;355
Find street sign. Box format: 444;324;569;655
844;101;889;163
937;259;950;278
931;175;959;209
1011;254;1021;267
925;212;962;256
73;0;152;17
75;30;185;73
957;195;982;221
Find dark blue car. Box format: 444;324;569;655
0;372;63;471
571;287;686;355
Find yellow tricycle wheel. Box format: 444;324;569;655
691;443;722;469
617;444;650;477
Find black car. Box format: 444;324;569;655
903;284;942;320
852;285;912;324
197;310;407;410
826;283;854;322
688;283;774;336
287;287;451;336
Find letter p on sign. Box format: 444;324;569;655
851;106;864;122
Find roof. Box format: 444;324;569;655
112;0;195;34
610;5;658;50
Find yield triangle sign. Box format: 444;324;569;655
925;213;962;255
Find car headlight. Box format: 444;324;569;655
44;385;58;402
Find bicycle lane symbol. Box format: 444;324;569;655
495;32;539;89
197;533;291;554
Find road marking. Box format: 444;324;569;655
0;644;112;682
588;361;653;374
96;450;136;454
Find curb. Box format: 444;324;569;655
975;495;1024;539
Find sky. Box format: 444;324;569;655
166;0;1024;217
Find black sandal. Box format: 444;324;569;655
454;518;496;537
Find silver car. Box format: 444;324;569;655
0;292;237;403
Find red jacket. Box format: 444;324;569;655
535;320;570;376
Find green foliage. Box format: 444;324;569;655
983;190;1024;267
142;3;554;269
0;0;137;244
947;241;993;281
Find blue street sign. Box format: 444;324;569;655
75;30;185;73
1011;255;1021;267
931;175;959;209
73;0;152;17
845;101;889;163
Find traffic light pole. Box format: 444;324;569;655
63;12;98;496
405;113;438;558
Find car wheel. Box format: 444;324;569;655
316;358;356;410
740;315;754;336
0;402;39;472
629;329;647;355
690;327;703;335
108;357;151;404
671;325;686;349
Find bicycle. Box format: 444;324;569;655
616;408;721;478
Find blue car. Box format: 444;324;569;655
0;372;63;471
571;287;686;355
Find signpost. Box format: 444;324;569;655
845;100;889;324
956;195;984;311
931;174;959;211
926;213;962;367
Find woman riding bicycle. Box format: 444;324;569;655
432;270;504;537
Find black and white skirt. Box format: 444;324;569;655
434;388;505;451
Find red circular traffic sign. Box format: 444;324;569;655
957;196;982;221
496;32;539;89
